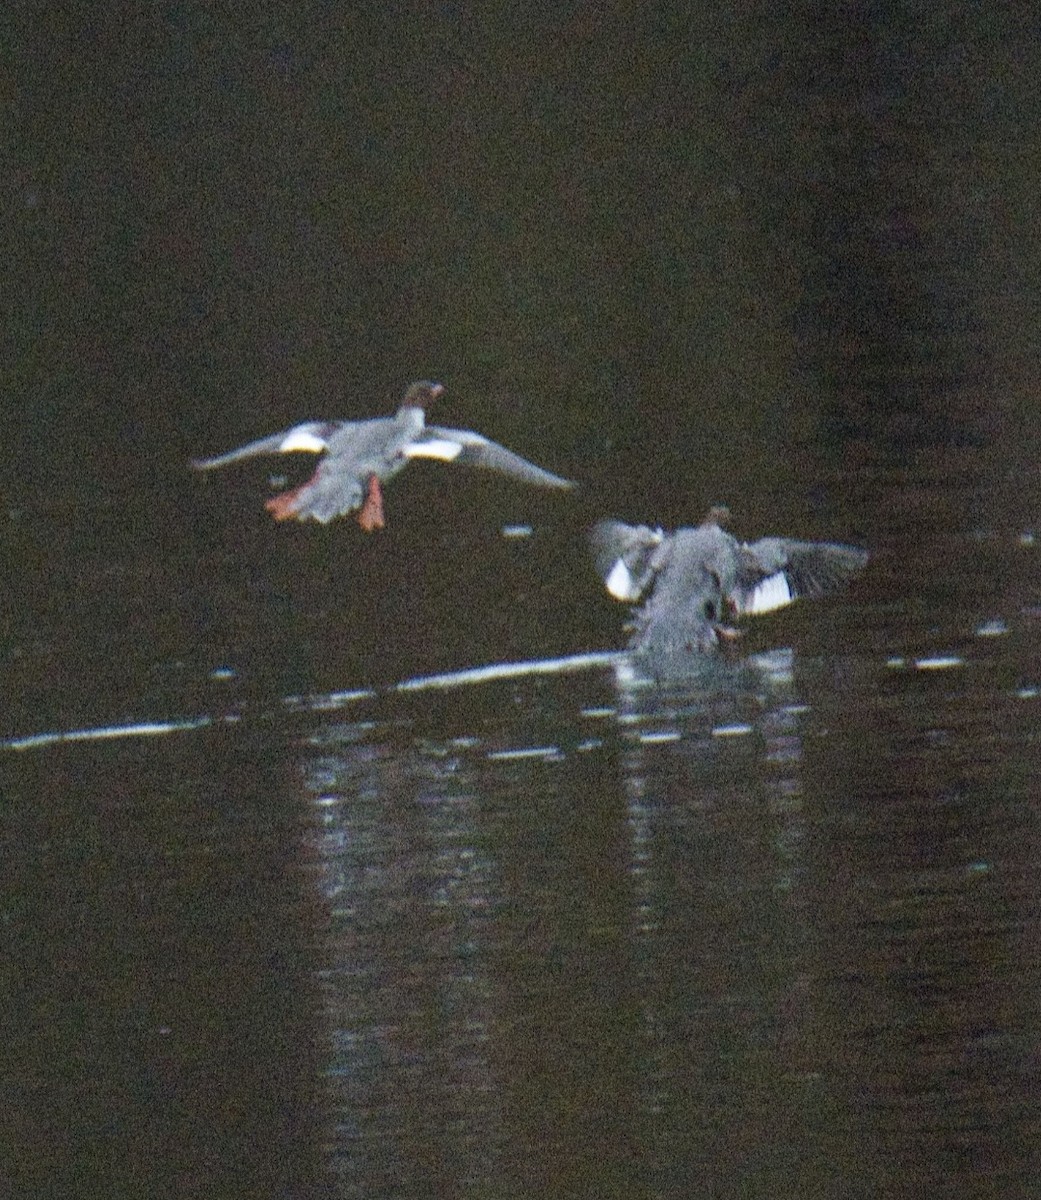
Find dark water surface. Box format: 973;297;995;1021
6;460;1041;1197
8;3;1041;1198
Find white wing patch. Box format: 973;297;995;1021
743;572;794;614
279;428;328;453
404;438;464;462
605;558;641;601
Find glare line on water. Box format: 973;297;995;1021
3;652;624;753
394;651;623;693
3;717;213;753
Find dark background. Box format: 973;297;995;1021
7;1;1041;718
6;4;1041;1198
7;3;1039;511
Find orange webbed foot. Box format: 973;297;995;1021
265;488;304;521
357;475;386;532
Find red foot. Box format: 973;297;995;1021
357;475;385;532
265;487;305;521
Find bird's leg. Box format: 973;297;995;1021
357;474;386;532
265;462;324;521
266;486;305;521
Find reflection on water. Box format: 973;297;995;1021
247;629;1041;1198
294;656;796;1194
305;724;504;1192
294;651;808;1193
6;606;1041;1195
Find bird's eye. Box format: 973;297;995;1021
703;599;717;620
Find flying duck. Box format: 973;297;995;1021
192;381;575;530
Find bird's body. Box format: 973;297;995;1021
592;508;868;664
193;381;574;530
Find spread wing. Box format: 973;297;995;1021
733;538;869;615
589;520;666;602
411;426;575;489
191;422;341;470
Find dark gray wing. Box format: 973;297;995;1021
191;422;338;470
733;538;869;614
414;426;575;489
590;520;666;601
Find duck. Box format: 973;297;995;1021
591;506;868;659
192;381;575;530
